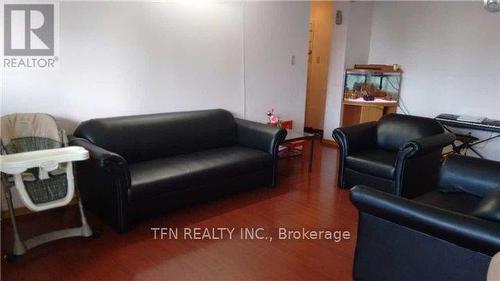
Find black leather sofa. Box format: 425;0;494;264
350;154;500;281
333;113;455;198
70;109;286;233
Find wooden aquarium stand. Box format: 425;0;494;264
341;99;397;127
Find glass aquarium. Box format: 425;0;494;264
343;68;402;102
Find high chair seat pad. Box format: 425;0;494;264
1;113;62;153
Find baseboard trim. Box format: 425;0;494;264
321;139;339;148
1;198;78;219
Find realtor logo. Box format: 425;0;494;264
4;4;54;56
3;3;59;69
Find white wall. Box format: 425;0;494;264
344;1;373;68
324;1;373;140
324;1;500;160
1;1;310;209
3;2;245;132
2;1;309;133
324;1;350;140
368;1;500;159
243;1;309;130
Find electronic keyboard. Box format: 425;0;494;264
436;114;500;133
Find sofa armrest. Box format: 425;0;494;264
235;119;287;158
350;185;500;256
392;132;455;198
70;137;128;172
69;137;131;232
401;132;455;157
332;122;377;156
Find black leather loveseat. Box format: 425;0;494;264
333;113;455;198
350;154;500;281
70;109;286;232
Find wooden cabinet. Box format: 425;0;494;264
341;99;397;127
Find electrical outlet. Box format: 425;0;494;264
291;55;295;65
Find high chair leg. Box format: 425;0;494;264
4;187;26;256
78;199;93;237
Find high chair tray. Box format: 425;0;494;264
0;146;89;174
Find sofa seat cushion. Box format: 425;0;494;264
416;190;482;215
346;149;397;179
472;189;500;223
128;146;272;202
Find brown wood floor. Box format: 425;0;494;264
1;144;357;280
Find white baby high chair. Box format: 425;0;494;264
0;113;92;260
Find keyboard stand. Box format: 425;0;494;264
442;125;500;159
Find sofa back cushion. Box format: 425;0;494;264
438;154;500;198
377;114;444;151
74;109;237;163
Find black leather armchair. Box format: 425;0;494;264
350;155;500;281
70;109;286;232
333;113;455;198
